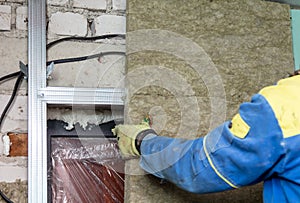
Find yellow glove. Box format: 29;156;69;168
112;121;153;158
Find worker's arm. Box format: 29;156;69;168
113;75;299;194
138;93;285;193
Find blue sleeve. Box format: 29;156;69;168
139;94;285;193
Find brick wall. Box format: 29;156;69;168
0;0;126;190
0;1;126;35
47;0;126;37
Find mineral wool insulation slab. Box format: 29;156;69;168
125;0;293;202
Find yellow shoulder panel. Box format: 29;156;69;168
259;75;300;138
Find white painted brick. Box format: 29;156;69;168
48;0;68;6
47;42;125;88
49;12;87;36
0;95;27;133
92;15;126;36
5;0;25;3
0;165;27;182
0;157;27;181
0;95;27;121
16;6;27;30
0;5;11;31
112;0;126;10
0;36;27;93
73;0;106;10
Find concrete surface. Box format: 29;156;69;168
125;0;294;202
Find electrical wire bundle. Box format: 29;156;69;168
0;34;125;203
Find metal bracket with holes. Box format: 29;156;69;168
19;61;55;79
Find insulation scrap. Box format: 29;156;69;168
47;108;123;130
2;135;10;156
0;180;27;203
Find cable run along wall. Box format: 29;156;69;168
27;1;125;202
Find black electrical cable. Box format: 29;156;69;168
46;34;125;49
47;51;125;66
0;51;125;86
0;72;24;131
0;51;125;84
0;71;21;83
0;72;23;203
0;190;13;203
0;34;125;83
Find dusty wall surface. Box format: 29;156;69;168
125;0;294;202
0;0;126;202
0;1;30;201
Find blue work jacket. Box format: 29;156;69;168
139;75;300;203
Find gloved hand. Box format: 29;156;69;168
112;121;154;158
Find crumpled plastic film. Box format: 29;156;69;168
50;137;125;203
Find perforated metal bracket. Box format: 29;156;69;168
19;61;55;80
19;61;28;79
46;62;54;79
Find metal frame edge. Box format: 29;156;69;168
28;0;47;202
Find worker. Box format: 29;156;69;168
112;71;300;203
